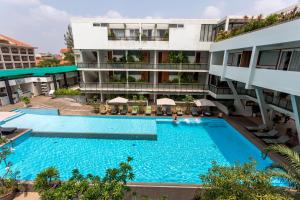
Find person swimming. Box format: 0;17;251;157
173;114;178;123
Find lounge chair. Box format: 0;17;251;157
254;129;278;138
204;111;212;117
145;106;152;115
100;105;107;115
176;107;183;116
0;127;17;135
156;107;163;116
263;135;290;144
191;107;199;116
120;106;128;115
111;106;118;115
132;106;138;115
166;106;173;116
245;124;267;132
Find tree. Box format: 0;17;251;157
37;58;60;67
265;145;300;190
34;157;134;200
64;24;74;49
183;95;194;114
198;159;293;200
63;51;75;65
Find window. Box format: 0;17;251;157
257;50;280;68
101;23;108;27
93;23;101;27
200;24;215;42
169;24;184;28
277;51;292;71
289;50;300;72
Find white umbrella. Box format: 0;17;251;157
108;97;128;104
194;99;216;107
157;98;176;106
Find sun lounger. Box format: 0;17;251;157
166;106;173;116
0;127;17;135
191;107;199;116
176;107;183;116
111;106;118;115
132;106;138;115
120;107;127;115
145;106;152;115
254;129;278;138
245;124;267;132
204;111;212;117
263;135;290;144
156;107;163;116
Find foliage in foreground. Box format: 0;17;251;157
265;145;300;190
198;160;293;200
34;157;134;200
54;88;81;96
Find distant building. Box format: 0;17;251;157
60;48;72;65
35;53;57;65
0;34;36;69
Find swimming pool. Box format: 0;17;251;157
1;112;273;184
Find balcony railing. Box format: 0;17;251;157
77;63;209;71
209;85;233;95
108;36;169;41
80;82;208;93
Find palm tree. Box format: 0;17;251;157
265;145;300;190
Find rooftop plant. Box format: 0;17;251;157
216;6;300;41
54;88;81;96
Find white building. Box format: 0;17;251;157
0;34;36;69
71;18;219;101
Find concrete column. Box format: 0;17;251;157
126;71;129;88
153;51;158;88
291;95;300;144
246;46;259;89
63;73;68;88
82;71;86;83
52;75;58;90
221;50;229;81
224;17;230;31
255;87;273;128
4;79;14;104
97;50;101;69
227;80;245;114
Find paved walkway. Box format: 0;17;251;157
14;192;40;200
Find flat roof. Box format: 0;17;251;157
0;65;77;79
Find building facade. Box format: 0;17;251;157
0;34;36;70
71;18;219;101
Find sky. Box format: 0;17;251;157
0;0;299;53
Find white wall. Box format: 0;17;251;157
71;18;218;51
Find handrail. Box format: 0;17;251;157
77;63;209;71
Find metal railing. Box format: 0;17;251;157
80;82;208;93
108;36;169;41
77;63;209;71
208;85;233;95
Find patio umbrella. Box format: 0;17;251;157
108;97;128;104
194;99;216;107
157;98;176;106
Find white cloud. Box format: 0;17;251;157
102;10;123;18
201;5;222;19
252;0;298;14
30;4;71;22
0;0;40;5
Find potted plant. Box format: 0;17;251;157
0;137;20;200
20;96;31;108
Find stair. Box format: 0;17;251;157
40;82;49;95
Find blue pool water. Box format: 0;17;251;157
2;114;273;184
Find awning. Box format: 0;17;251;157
142;24;156;29
194;99;216;107
108;97;128;104
156;24;169;29
126;24;140;29
157;98;176;106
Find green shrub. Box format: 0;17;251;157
20;96;30;105
34;157;134;200
198;160;293;200
54;88;81;96
128;76;136;82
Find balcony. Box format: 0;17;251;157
77;63;208;72
80;82;208;94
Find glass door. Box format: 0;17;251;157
277;50;293;71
